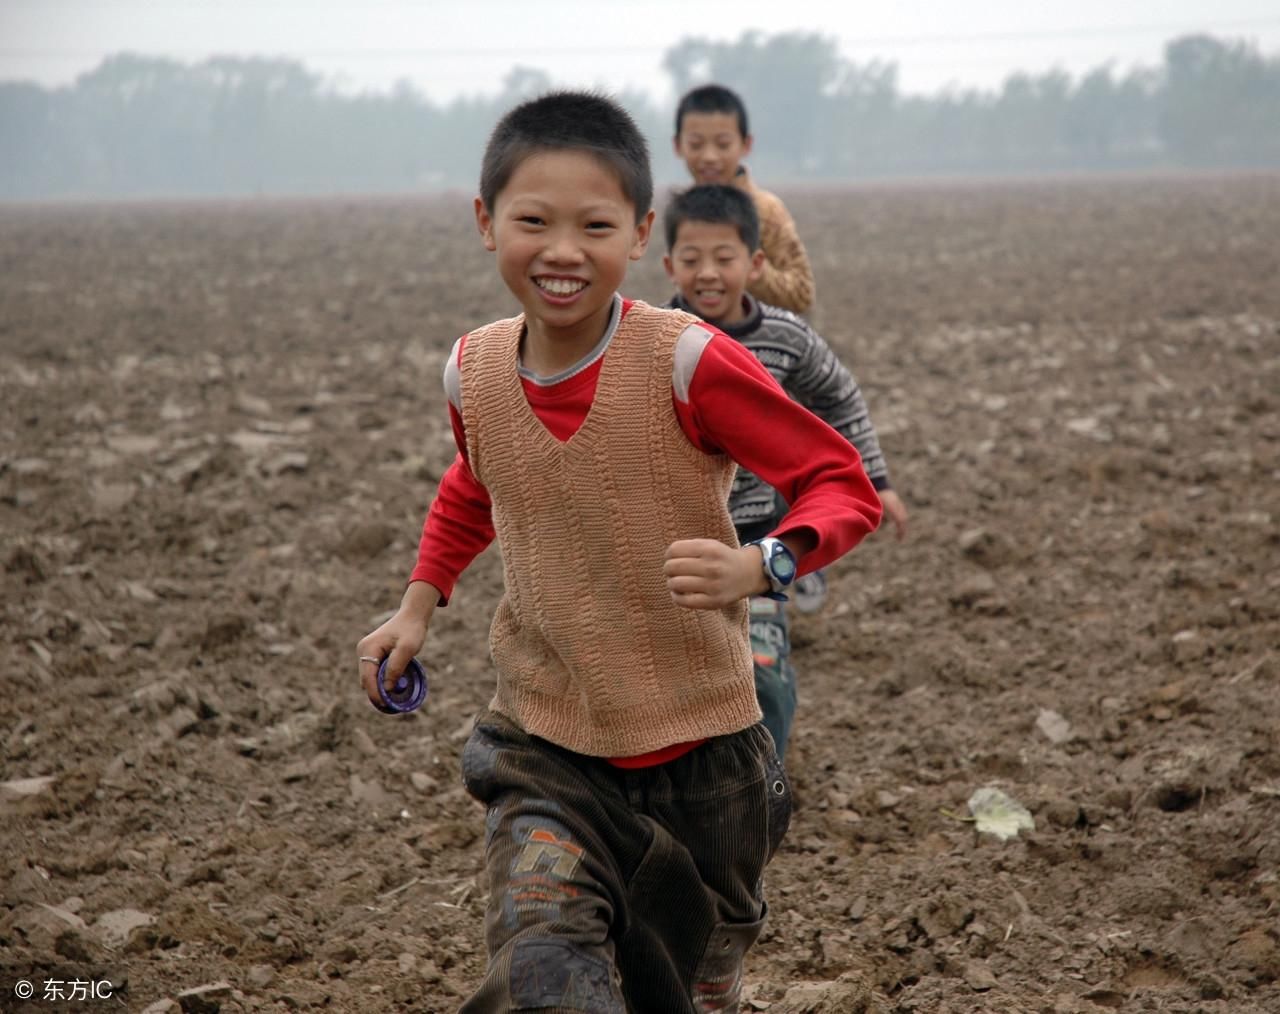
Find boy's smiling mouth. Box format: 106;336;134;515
534;276;588;298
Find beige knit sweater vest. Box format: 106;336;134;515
459;301;760;756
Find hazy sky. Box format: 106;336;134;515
3;0;1279;101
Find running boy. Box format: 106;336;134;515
663;184;909;756
674;83;816;315
356;92;882;1012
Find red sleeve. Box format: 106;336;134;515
407;341;495;603
675;332;882;572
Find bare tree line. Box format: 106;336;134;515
2;31;1278;200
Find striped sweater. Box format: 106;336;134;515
668;292;890;534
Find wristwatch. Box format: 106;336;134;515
748;537;797;602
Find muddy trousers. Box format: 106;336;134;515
458;710;793;1013
749;596;797;757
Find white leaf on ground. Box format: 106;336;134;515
1;776;56;800
1065;416;1113;442
1036;708;1072;744
967;786;1035;841
95;908;155;947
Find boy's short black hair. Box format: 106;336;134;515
674;84;750;139
479;90;652;224
664;185;760;253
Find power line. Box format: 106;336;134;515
836;17;1280;48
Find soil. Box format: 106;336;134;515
2;174;1278;1013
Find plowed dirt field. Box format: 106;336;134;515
3;174;1278;1012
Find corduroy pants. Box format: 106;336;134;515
457;709;792;1013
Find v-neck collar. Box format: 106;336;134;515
508;294;626;450
517;294;623;387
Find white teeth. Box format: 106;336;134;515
537;278;586;296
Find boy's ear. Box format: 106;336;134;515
747;247;766;281
629;208;657;261
474;196;497;251
662;252;675;280
743;133;755;157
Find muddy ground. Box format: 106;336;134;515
2;174;1278;1013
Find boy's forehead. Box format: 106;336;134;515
678;110;743;136
675;220;748;248
499;149;631;206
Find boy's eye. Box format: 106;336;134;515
586;221;615;231
517;216;544;226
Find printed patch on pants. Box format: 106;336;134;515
503;819;586;926
513;825;584;878
510;938;623;1013
749;596;783;617
749;619;787;651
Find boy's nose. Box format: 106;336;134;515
545;233;585;263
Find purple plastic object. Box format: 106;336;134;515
372;657;428;714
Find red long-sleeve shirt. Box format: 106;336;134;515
412;301;881;600
409;299;881;766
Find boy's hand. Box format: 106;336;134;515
879;490;910;542
357;581;439;708
664;539;766;609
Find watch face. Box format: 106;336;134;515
771;546;796;581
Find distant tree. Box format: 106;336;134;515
498;66;554;105
0;82;59;197
1161;34;1280;165
823;59;898;175
1065;66;1119;158
70;54;219;195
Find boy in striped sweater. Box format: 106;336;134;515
357;92;882;1012
663;184;910;757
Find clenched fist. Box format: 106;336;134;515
663;538;767;610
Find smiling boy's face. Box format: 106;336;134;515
674;111;753;186
664;219;763;327
475;149;653;353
